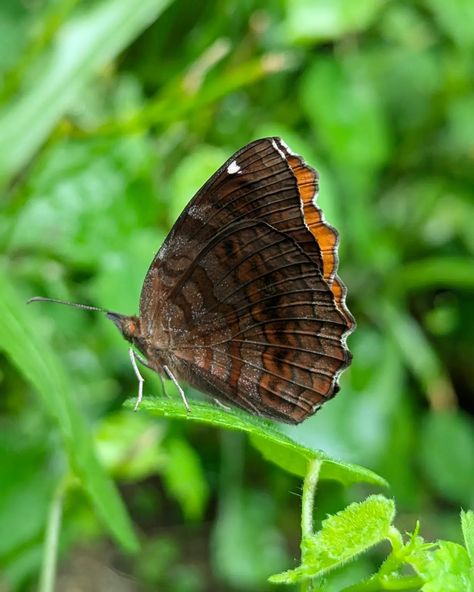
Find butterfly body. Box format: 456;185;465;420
107;137;355;424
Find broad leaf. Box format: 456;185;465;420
128;398;387;487
409;541;473;592
270;495;395;582
461;510;474;566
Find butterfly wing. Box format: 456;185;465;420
140;138;354;423
164;220;351;423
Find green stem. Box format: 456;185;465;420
387;526;404;553
301;458;322;539
376;527;405;578
381;576;424;590
341;577;380;592
38;482;65;592
299;460;322;592
342;574;424;592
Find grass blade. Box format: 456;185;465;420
0;269;138;552
0;0;171;185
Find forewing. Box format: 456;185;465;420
139;137;354;332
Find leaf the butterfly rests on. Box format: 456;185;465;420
32;138;355;424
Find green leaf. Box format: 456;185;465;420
162;437;210;521
419;411;474;507
382;302;456;409
461;510;474;566
250;433;387;488
300;56;390;177
9;136;158;271
425;0;474;49
409;541;473;592
388;257;474;293
127;398;387;487
270;495;395;582
0;0;172;185
0;431;54;561
96;411;166;481
0;269;138;552
285;0;383;44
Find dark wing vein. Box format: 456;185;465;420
223;317;347;341
219;269;323;304
216;289;336;320
224;339;346;363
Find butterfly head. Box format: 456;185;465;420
107;312;142;344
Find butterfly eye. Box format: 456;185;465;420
125;319;140;340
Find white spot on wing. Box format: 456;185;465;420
227;160;241;174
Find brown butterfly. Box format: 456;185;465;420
30;138;355;424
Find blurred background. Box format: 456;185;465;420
0;0;473;590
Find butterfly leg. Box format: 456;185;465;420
163;364;190;412
134;350;151;369
213;398;231;412
157;372;171;399
129;347;145;411
131;351;169;398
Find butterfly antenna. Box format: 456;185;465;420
27;296;108;314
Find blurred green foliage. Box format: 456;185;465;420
0;0;473;590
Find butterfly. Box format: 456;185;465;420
30;138;355;424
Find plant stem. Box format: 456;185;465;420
381;576;424;590
341;577;380;592
301;458;322;539
38;482;64;592
342;574;424;591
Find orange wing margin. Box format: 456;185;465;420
274;139;355;330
